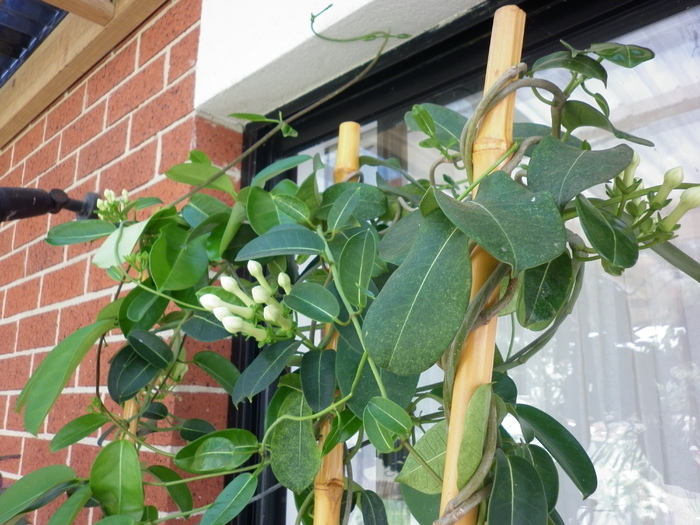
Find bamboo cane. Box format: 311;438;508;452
440;6;526;524
313;121;361;525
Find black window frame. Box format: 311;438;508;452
232;0;700;522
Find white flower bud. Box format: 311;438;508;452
652;166;684;206
658;186;700;232
278;273;292;295
252;285;271;304
213;307;231;322
621;151;640;187
199;293;224;310
264;304;292;331
220;276;255;307
247;260;274;293
222;316;268;342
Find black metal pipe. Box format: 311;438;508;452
0;187;99;222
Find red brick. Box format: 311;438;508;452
171;392;229;430
38;154;77;194
139;0;203;66
0;434;22;474
100;140;157;192
33;494;91;525
40;260;88;306
58;296;111;341
13;121;45;167
67;442;101;479
130;73;195;148
86;259;121;293
60;101;106;159
0;251;25;286
77;121;128;179
4;277;39;317
20;436;68;475
168;27;199;84
0;395;6;426
0;147;11;177
47;393;95;434
25;136;59;182
0;354;32;390
46;87;86;139
159;116;195;173
26;238;64;275
5;396;24;431
1;162;23;187
108;56;165;125
195;117;243;169
87;41;137;105
77;343;118;388
0;322;17;355
183;339;231;388
13;213;50;248
17;311;58;351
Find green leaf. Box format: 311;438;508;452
378;210;423;265
92;221;150;269
399;484;440;525
575;195;638;268
90;441;144;519
218;201;247;258
200;474;258;525
247;186;296;235
363;210;471;375
46;220;116;245
318;182;388;221
251;155;312;188
127;330;173;369
47;484;93;525
513;123;583;152
150;224;209;291
174;429;258;474
92;515;135;525
651;241;700;283
0;465;76;523
561;100;653;146
235;223;324;260
405;103;467;151
182;311;231;342
363;397;412;453
147;465;193;513
589;42;654;68
396;420;446;493
300;350;336;412
182;193;231;227
516;444;559;512
273;193;311;224
457;384;492;488
192;437;238;471
107;345;159;403
296;167;322;215
284;282;339;323
18;319;115;435
270;390;321;493
179;418;216;442
516;404;597;498
327;187;361;232
193;351;240;393
229;112;277;123
50;413;110;452
488;450;548;525
531;51;607;85
492;371;517;405
166;161;234;194
517;251;573;330
321;409;362;456
143;401;168;420
360;490;389;525
338;229;376;308
528;136;635;209
231;340;301;404
118;281;167;336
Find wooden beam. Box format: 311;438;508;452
41;0;115;26
0;0;168;149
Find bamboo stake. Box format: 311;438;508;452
440;6;526;524
313;121;361;525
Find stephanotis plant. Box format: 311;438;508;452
1;14;699;525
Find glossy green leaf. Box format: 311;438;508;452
192;437;237;471
296;171;322;215
166;161;234;194
247;186;296;235
405;103;467;151
182;311;231;342
107;345;159;403
270;390;321;493
457;384;492;488
338;229;376;308
150;224;209;291
231;340;301;404
179;418;216;442
589;42;654;67
492;371;517;405
575;195;638;268
218;201;247;258
182;193;231;227
561;100;653;146
321;409;362;456
147;465;193;513
363;210;471;375
47;484;92;525
0;465;76;523
236;223;324;260
488;450;548;525
50;413;110;452
300;350;336;412
363;397;412;453
90;441;144;519
528;136;635;209
378;210;423;266
516;404;597;498
273;193;311;224
285;282;339;323
143;401;168;420
193;351;240;393
513;123;583;152
399;484;440;525
125;288;162;323
651;241;700;283
264;378;300;432
251;155;312;188
549;508;566;525
92;221;150;269
396;420;446;493
18;319;115;435
200;473;258;525
327;187;361;232
127;330;172;369
174;428;258;474
92;515;135;525
516;444;559;512
532;51;607;85
118;282;167;336
46;220;116;245
318;182;388;221
517;251;573;330
434;174;566;274
360;490;389;525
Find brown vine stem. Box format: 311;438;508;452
440;7;526;525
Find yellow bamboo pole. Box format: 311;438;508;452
313;121;361;525
440;6;526;524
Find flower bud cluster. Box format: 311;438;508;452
96;189;132;222
198;261;295;343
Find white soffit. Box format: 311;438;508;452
195;0;482;130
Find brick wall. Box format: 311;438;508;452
0;0;243;523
